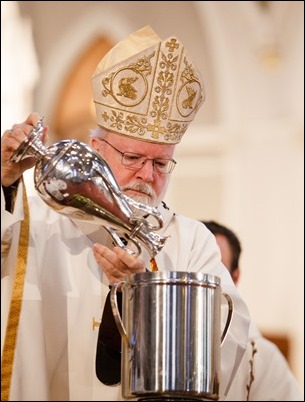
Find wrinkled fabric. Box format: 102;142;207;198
1;182;250;401
225;322;302;401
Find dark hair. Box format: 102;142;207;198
202;220;242;273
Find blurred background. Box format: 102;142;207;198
1;0;304;394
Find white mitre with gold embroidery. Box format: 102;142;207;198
91;25;205;144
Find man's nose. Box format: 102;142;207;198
136;159;154;181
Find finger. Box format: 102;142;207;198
92;245;122;273
7;117;48;150
92;245;135;284
93;244;118;265
113;246;145;272
8;112;45;138
8;126;28;140
2;128;27;157
24;112;43;127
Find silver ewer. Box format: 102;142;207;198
11;119;168;258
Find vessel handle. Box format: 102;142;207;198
110;282;131;349
221;293;234;346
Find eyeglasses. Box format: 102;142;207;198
99;139;176;174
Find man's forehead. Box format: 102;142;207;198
106;130;175;152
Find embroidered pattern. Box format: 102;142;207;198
246;339;257;401
92;32;205;144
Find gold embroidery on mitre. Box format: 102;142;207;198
93;32;204;144
101;52;155;108
182;86;197;110
117;77;138;100
177;57;204;117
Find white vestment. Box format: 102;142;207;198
226;322;302;401
1;182;250;401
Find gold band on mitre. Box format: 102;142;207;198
91;26;205;144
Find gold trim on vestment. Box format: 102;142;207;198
1;178;29;401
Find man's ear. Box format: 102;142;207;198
90;137;100;151
232;268;240;286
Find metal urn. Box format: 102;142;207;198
11;119;167;258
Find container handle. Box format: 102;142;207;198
221;293;234;346
110;281;131;349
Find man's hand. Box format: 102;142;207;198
1;112;48;187
93;244;146;285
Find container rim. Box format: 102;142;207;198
123;270;221;287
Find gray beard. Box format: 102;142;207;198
129;193;154;207
122;182;158;210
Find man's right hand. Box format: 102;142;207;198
1;112;49;187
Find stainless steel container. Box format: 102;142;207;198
111;271;233;401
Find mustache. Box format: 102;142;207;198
121;182;155;197
121;182;157;206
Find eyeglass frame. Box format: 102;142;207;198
98;138;177;174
